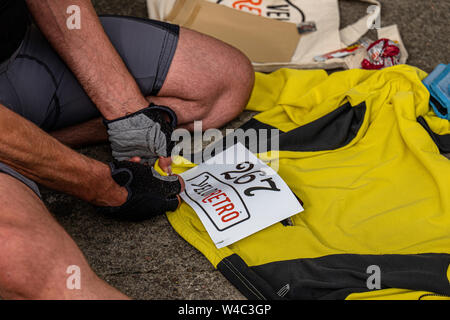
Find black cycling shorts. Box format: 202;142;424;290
0;15;179;197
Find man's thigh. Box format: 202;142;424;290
0;170;61;298
0;16;179;131
0;169;91;299
0;165;67;269
0;162;41;200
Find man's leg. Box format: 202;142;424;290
148;27;255;131
50;25;255;147
50;118;108;148
0;172;128;300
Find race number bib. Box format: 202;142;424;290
180;143;303;248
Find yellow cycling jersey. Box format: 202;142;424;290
163;65;450;300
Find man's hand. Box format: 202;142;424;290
104;103;178;165
0;104;128;208
97;160;184;221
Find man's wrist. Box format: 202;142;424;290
85;160;128;207
102;96;149;121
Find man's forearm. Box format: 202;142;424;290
25;0;148;120
0;105;126;206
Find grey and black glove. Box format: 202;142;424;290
97;160;182;221
104;103;178;165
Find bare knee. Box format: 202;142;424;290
156;28;255;128
193;44;255;129
188;40;254;115
224;46;255;115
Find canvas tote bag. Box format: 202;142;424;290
146;0;407;71
165;0;303;64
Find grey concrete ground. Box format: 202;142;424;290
39;0;449;300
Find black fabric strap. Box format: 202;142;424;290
103;102;177;128
418;116;450;154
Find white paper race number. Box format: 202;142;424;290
180;143;303;248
